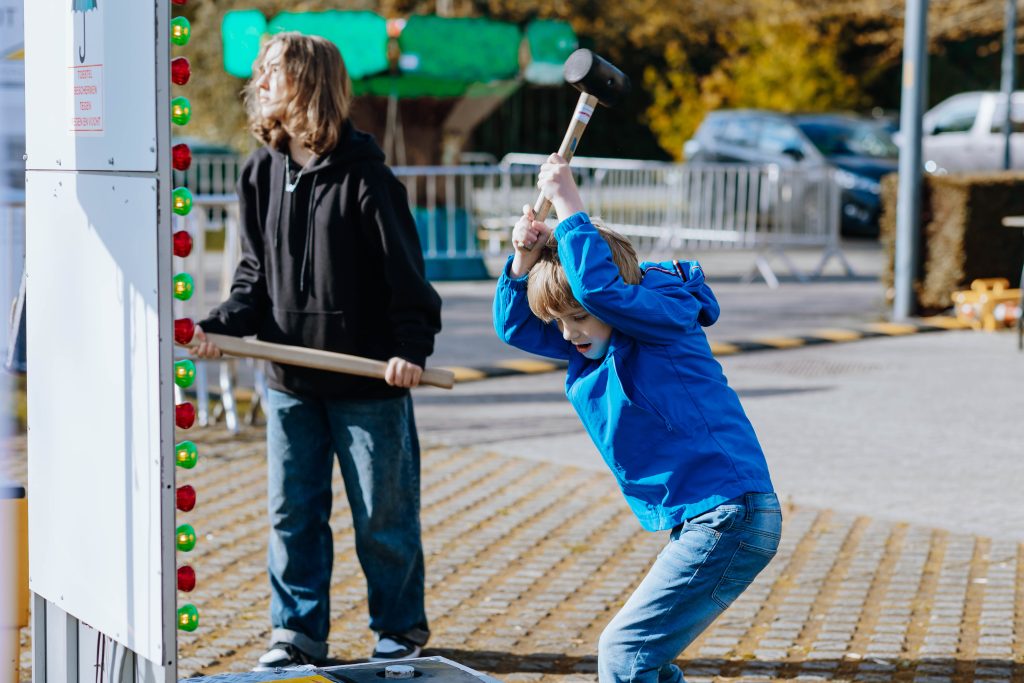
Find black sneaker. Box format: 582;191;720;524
253;642;320;671
369;634;422;662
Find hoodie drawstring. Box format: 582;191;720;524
299;173;318;294
274;164;287;249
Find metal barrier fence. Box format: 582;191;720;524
494;154;850;285
171;153;849;281
173;154;245;196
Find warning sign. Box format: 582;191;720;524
70;63;103;134
68;0;104;136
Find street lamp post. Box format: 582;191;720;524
1001;0;1017;170
894;0;929;320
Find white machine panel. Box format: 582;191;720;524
24;0;158;172
26;171;172;664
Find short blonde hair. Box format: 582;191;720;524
527;222;642;322
244;32;352;156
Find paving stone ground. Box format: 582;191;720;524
6;424;1024;683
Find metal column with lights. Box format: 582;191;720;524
23;0;199;680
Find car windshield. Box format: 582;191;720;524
796;120;898;159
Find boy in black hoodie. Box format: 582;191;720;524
191;33;441;668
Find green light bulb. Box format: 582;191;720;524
171;97;192;126
171;186;192;215
174;359;196;389
175;440;197;469
175;524;196;552
177;604;199;631
171;17;191;46
172;272;194;301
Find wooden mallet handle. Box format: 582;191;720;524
532;91;601;223
184;332;455;390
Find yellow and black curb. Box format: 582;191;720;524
438;316;973;384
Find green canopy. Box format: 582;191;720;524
524;20;578;85
397;15;520;83
269;11;389;80
220;11;578;97
353;75;520;100
221;10;267;78
221;10;389;80
353;75;469;99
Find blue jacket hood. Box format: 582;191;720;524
640;259;720;328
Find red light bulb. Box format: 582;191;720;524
175;402;196;429
174;318;195;345
172;0;187;5
171;57;191;86
176;485;197;512
172;143;192;171
173;230;193;258
177;565;196;592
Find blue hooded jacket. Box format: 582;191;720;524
493;212;774;531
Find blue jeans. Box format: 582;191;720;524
265;388;429;660
598;493;782;683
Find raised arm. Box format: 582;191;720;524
493;256;572;360
536;156;710;344
554;215;706;344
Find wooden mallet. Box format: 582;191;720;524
531;49;632;224
183;333;455;390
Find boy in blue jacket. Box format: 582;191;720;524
493;154;781;683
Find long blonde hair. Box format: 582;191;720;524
244;32;352;155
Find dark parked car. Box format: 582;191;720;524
684;111;899;237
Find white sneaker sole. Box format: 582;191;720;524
368;646;421;663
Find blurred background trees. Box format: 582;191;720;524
178;0;1022;161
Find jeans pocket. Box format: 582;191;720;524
658;521;721;571
684;504;744;538
711;540;779;610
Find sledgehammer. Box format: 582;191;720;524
531;49;631;223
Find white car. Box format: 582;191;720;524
917;91;1024;173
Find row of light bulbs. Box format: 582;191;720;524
169;0;199;635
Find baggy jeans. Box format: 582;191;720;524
598;493;782;682
264;388;429;660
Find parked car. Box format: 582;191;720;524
684;110;899;237
916;91;1024;173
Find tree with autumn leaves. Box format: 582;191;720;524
178;0;1020;161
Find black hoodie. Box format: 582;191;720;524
200;123;442;400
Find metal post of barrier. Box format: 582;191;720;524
445;174;456;258
811;169;856;278
425;175;437;258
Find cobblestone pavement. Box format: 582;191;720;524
6;423;1024;683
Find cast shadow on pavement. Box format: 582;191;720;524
420;650;1021;680
414;391;568;405
734;386;832;399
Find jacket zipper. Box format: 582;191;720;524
632;382;674;432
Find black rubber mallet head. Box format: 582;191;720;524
563;48;632;108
